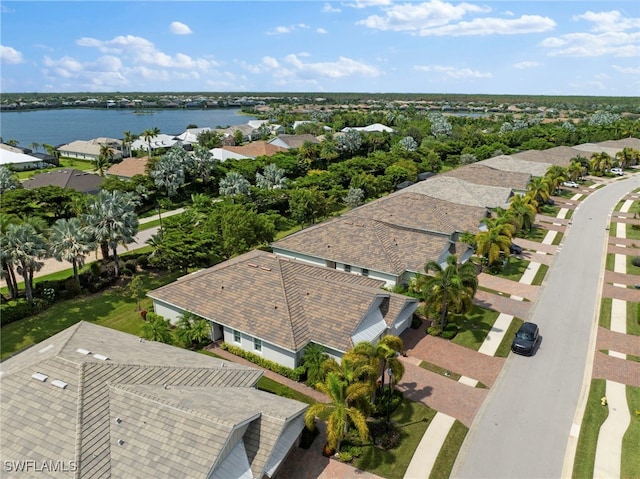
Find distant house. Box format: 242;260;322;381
105;157;150;179
438;163;530;194
0;322;307;479
221;141;287;159
58;138;123;161
477;155;552;177
23;168;103;194
404;176;514;209
130;134;180;154
209;148;251;162
268;134;320;150
342;123;394;133
174;127;213;146
0;147;47;170
149;250;418;368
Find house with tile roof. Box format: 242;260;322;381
0;321;307;479
221;141;287;159
403;176;514;209
22;168;103;194
268;134;320;150
149;250;418;368
105;156;149;179
438;163;531;194
130;134;180;154
0;147;47;170
58;138;123;161
477;154;552;177
510;145;585;167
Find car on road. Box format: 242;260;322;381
610;167;624;176
563;181;579;188
511;322;539;356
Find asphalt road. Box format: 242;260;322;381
453;174;640;479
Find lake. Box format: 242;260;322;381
0;108;257;149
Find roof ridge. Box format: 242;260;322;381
370;220;405;274
278;260;310;351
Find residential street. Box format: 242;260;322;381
452;174;640;479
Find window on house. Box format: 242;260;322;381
254;338;262;352
344;264;351;273
362;268;369;277
234;330;241;343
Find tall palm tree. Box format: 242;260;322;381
48;217;94;285
122;130;134;158
95;144;115;176
29;142;40;152
219;171;250;197
256;163;288;190
589;152;613;174
81;190;139;277
475;224;513;268
2;222;48;301
142;127;160;157
186;145;218;185
0;213;20;299
544;165;567;194
304;372;370;453
422;254;478;330
300;343;330;386
526;176;552;210
508;194;537;233
151;148;186;197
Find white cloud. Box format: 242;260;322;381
267;23;310;35
514;61;541;69
612;64;640;75
357;0;489;31
347;0;393;9
416;15;555;36
1;45;24;64
284;54;380;79
573;10;640;33
541;31;640;57
317;28;328;34
322;3;341;13
414;65;492;79
169;21;193;35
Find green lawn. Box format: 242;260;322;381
450;306;500;351
519;226;547;243
429;420;469;479
628;301;640;336
622;386;640;479
599;298;612;329
572;379;608;479
352;399;436;479
495;317;524;358
1;270;181;360
531;263;548;286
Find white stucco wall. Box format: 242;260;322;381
224;326;297;369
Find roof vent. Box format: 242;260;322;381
51;379;68;389
93;354;109;361
32;372;48;382
247;263;258;268
117;439;125;446
76;348;91;355
115;417;122;424
260;266;271;271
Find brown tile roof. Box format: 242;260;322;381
344;192;488;235
148;250;416;353
0;322;305;479
22;168;103;193
510;146;583;167
404;176;513;208
478;155;552;177
106;156;149;178
439;163;531;191
222;141;287;158
272;215;470;278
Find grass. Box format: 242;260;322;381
1;270;182;360
599;298;612;329
352;399;436;479
450;306;500;351
622;385;640;479
627;256;640;276
628;301;640;336
519;227;547;243
572;379;608;479
494;317;524;358
531;263;548;286
256;376;318;405
494;258;529;282
139;218;162;230
429;420;469;479
605;253;615;272
419;360;462;381
627;225;640;241
552;231;564;245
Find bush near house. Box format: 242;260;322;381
220;342;306;381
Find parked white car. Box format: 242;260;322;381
563;181;579;188
610;167;624;176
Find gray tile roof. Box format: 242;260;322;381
477;155;552;177
343;192;488;235
599;138;640;150
22;169;103;194
439;163;531;191
148;250;417;353
510;146;584;167
0;322;306;479
403;176;513;208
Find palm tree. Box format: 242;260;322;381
0;166;21;193
219;171;250;197
475;224;513;268
615;147;640;168
567;161;584;182
256;163;288;190
29;142;40;152
544;165;567;194
0;213;20;299
300;343;330;386
186;145;218;185
48;218;94;286
589;152;613;175
175;312;211;348
142;127;160;157
422;254;478;330
94;144;115;176
526;177;552;210
151;149;186;197
508;194;537;233
81;190;139;277
122;130;134;158
2;222;48;301
304;372;370;453
142;312;173;344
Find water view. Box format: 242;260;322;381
0;108;257;149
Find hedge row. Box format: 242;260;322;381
1;299;51;326
220;342;305;381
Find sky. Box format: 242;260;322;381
1;1;639;96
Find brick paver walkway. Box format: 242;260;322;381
592;353;640;388
473;290;532;320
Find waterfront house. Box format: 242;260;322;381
0;146;47;170
148;250;418;368
0;322;307;479
58;138;123;161
23;169;103;194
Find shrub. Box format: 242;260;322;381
632;256;640;268
62;278;82;299
427;326;442;336
220;342;304;381
0;298;51;326
124;259;138;274
137;255;149;269
337;451;352;463
442;322;459;340
90;262;102;277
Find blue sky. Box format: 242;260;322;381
1;1;639;96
